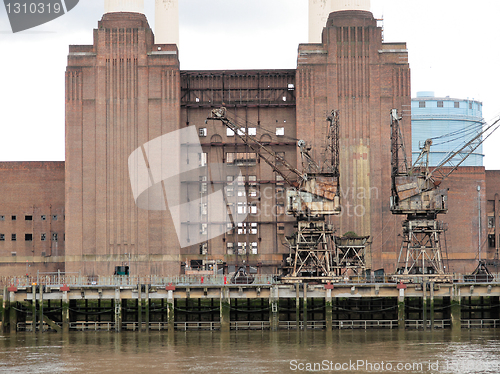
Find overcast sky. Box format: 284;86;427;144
1;0;499;168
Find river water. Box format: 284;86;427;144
0;329;500;373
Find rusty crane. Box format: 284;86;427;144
209;107;368;282
390;109;500;281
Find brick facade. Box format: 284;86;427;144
0;162;65;277
65;12;181;276
0;10;491;278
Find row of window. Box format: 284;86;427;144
0;233;59;241
198;241;259;255
0;215;60;222
199;127;286;137
417;101;480;110
226;242;258;255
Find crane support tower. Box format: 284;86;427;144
208;108;369;282
390;109;500;282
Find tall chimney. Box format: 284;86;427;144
104;0;144;14
309;0;371;43
155;0;179;45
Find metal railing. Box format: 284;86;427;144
334;320;398;329
461;319;500;329
3;272;500;288
405;319;451;329
0;273;277;288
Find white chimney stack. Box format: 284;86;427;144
309;0;371;43
155;0;179;46
104;0;144;14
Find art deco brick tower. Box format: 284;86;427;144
65;7;181;275
297;6;411;271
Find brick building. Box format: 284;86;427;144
0;5;495;278
0;162;65;277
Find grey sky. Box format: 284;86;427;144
0;0;499;168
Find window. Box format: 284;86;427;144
52;233;58;241
199;153;207;167
437;101;443;108
226;152;257;165
248;187;258;197
489;235;496;248
227;128;235;137
454;101;460;108
200;223;207;235
419;101;425;108
41;215;46;221
25;215;32;221
199;127;207;137
250;202;258;214
52;215;58;221
488;217;495;229
200;203;208;216
237;242;247;255
469;102;473;110
237;222;258;234
288;83;295;90
11;234;16;241
248;128;256;136
237;128;245;136
250;242;258;254
237;202;246;214
41;233;46;241
11;215;16;221
276;127;285;136
277;224;285;234
0;234;4;241
199;175;208;194
226;242;234;255
200;242;208;255
248;175;257;185
25;233;33;241
0;215;4;221
249;223;257;234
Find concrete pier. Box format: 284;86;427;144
1;281;500;332
220;287;230;332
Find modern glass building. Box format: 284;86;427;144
411;91;484;167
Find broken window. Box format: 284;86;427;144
199;127;207;137
0;234;4;241
41;233;46;241
200;242;208;255
52;233;58;241
41;215;46;221
25;233;33;241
